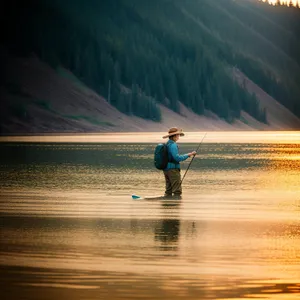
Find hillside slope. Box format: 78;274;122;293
1;53;299;134
1;0;300;133
232;68;300;129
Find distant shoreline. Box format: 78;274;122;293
1;128;299;137
1;131;299;144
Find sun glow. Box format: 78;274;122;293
260;0;300;6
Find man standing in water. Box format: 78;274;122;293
162;127;196;199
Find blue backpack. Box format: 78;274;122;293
154;143;169;170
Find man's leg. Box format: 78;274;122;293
169;169;182;199
163;171;173;197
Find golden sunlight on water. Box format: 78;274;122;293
0;134;299;299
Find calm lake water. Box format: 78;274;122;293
0;132;299;300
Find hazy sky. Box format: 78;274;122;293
261;0;300;6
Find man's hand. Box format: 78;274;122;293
188;151;197;157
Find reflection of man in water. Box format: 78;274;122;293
154;202;180;252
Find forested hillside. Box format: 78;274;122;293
1;0;300;132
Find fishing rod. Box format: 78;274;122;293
181;132;207;185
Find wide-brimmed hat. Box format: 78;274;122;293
162;127;185;139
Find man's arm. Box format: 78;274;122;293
169;143;189;163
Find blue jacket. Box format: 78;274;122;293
164;139;189;170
